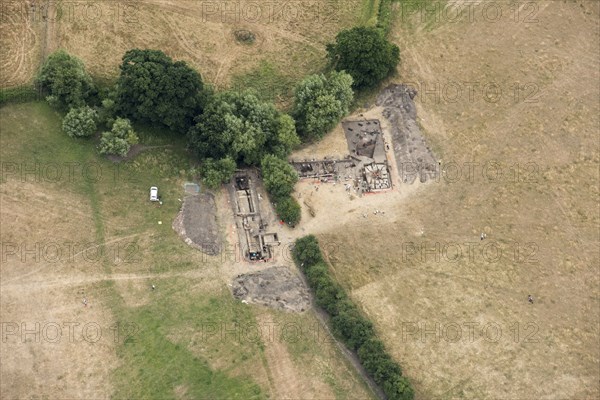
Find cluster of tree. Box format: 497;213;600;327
37;50;139;157
115;49;208;133
326;26;400;89
37;25;400;211
292;71;354;141
36;50;96;109
185;90;302;224
62;106;98;138
293;235;414;400
198;157;237;189
260;155;301;225
99;117;139;157
187;90;299;166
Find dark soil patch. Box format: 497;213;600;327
376;84;438;183
234;29;256;44
172;191;221;255
231;266;310;312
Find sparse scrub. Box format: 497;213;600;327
0;85;43;105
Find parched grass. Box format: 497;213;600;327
0;102;266;398
2;101;378;399
262;309;376;399
359;0;382;26
231;61;296;106
396;0;448;32
111;286;264;399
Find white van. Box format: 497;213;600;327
149;186;159;202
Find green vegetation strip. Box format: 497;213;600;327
376;0;395;35
293;235;414;400
0;85;43;106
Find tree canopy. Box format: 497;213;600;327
275;196;301;226
199;157;237;189
36;50;95;109
99;117;138;157
260;154;298;199
293;235;414;400
115;49;207;133
326;26;400;89
62;106;98;138
293;71;354;141
187;90;299;166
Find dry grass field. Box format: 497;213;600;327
0;102;374;398
1;1;383;398
2;0;599;399
313;1;600;398
1;0;371;100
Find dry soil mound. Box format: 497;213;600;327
232;266;310;312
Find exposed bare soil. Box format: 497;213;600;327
172;191;221;255
231;266;310;312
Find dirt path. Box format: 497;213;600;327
41;0;58;61
0;233;142;286
0;267;214;292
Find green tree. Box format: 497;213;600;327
275;196;301;226
316;281;348;316
98;98;116;128
293;235;324;266
332;309;374;351
260;154;298;199
200;157;237;189
99;117;138;157
115;49;207;133
62;106;98;138
383;376;414;400
36;50;95;109
293;71;354;141
188;90;299;165
268;114;301;158
326;27;400;89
